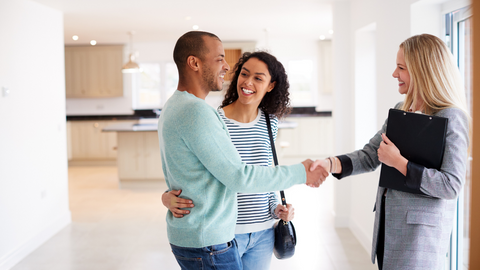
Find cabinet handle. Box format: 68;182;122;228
93;123;99;128
279;141;290;148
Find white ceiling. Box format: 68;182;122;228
32;0;334;46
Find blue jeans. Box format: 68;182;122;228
235;228;275;270
170;239;242;270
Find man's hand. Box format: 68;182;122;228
162;190;195;218
302;159;329;187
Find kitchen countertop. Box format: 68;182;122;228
68;108;331;121
102;119;298;132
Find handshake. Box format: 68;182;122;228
302;159;332;188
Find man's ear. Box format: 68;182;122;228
187;56;200;72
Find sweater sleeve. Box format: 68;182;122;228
176;103;306;193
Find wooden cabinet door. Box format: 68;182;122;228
65;47;89;97
86;121;114;159
144;132;163;179
116;131;164;180
224;49;242;81
70;121;91;159
103;48;124;97
69;120;125;160
117;132;146;179
70;121;104;159
276;117;334;160
86;49;102;97
65;45;123;98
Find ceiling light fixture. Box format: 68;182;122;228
192;25;199;30
319;35;326;40
72;35;79;41
122;31;140;73
90;40;97;45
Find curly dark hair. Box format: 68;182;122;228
221;51;291;119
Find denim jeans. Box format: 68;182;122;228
235;227;275;270
170;239;242;270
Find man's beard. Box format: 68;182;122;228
202;65;222;92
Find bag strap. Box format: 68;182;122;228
265;114;287;206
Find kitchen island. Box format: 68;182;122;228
102;119;164;185
102;118;300;185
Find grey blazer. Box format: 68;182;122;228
334;103;469;269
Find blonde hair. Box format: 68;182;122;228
399;34;469;116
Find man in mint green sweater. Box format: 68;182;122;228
158;31;328;270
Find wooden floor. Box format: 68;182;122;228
11;166;377;270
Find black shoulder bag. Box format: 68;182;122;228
265;115;297;259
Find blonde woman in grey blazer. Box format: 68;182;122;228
312;34;469;270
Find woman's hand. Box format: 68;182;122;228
275;204;294;221
162;190;195;218
309;159;330;173
378;133;408;176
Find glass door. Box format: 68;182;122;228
445;5;472;270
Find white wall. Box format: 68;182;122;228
354;24;377;150
0;1;71;269
331;0;354;228
331;0;406;250
331;0;423;252
66;75;135;116
331;0;471;254
317;40;334;112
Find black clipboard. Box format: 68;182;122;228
378;109;448;195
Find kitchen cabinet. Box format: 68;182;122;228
68;120;134;161
116;131;163;180
65;45;124;98
224;49;242;81
276;117;334;165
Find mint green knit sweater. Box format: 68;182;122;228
158;90;306;248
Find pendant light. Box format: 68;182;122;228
122;31;140;73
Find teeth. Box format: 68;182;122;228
242;88;254;94
220;74;225;78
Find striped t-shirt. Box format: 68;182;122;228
217;107;280;234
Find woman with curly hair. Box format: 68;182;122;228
163;51;294;269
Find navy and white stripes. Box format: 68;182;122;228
217;108;280;234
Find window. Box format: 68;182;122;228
164;63;179;107
288;59;316;107
445;5;472;270
131;62;179;110
133;63;161;109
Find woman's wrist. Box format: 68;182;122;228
326;157;332;173
395;157;409;176
327;156;341;174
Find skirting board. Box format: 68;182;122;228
0;211;72;270
334;214;349;228
350;218;373;254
